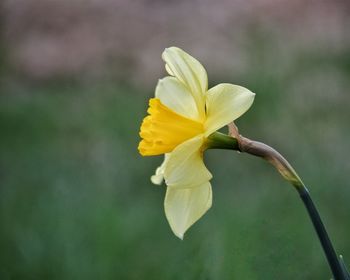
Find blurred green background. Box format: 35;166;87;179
1;1;350;279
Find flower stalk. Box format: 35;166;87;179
225;123;348;280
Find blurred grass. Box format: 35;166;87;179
1;47;350;280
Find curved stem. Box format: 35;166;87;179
227;126;346;280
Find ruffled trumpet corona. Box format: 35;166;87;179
138;47;255;239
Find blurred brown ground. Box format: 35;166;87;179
3;0;350;86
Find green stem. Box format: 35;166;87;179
298;186;345;280
227;131;347;280
206;132;238;150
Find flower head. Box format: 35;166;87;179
138;47;255;239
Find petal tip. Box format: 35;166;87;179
162;46;183;60
177;233;184;240
162;47;173;57
151;174;163;185
172;229;185;240
164;46;178;52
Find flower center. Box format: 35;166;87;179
138;98;204;156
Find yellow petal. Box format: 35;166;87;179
164;182;212;239
162;47;208;119
150;155;169;185
164;135;212;189
155;77;200;121
204;83;255;136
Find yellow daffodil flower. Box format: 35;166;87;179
138;47;255;239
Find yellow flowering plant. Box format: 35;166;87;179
138;46;349;280
138;47;255;239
